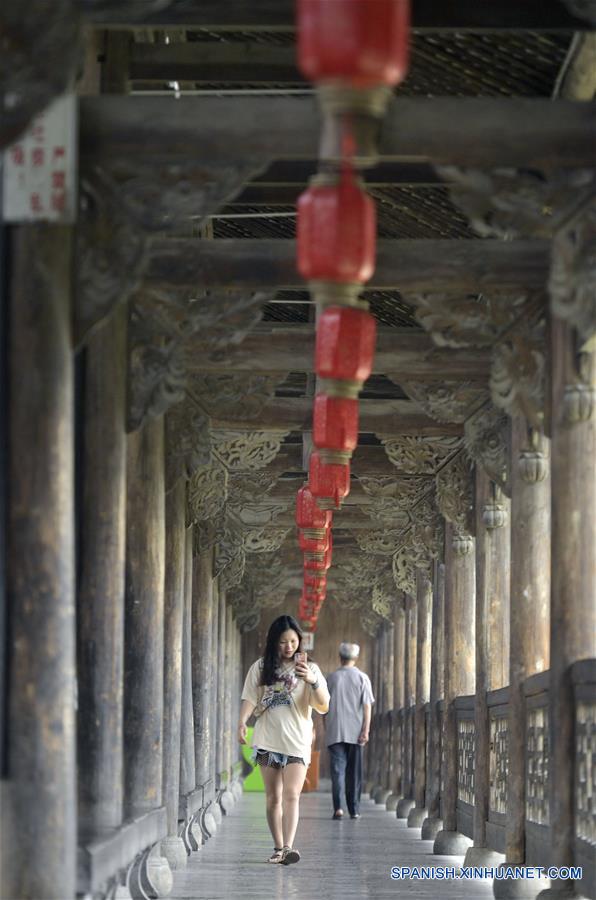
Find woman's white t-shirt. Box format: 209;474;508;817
241;657;328;765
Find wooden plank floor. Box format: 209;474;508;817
170;790;495;900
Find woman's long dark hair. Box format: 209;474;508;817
260;615;303;685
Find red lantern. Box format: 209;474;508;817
304;585;326;601
316;306;377;396
297;167;376;297
297;0;410;88
304;572;327;590
312;394;358;461
296;484;332;530
298;527;330;554
309;450;350;509
303;532;332;571
304;554;326;572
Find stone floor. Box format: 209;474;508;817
170;790;496;900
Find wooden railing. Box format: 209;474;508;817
372;660;595;898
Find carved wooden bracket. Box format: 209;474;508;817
187;374;281;421
490;318;546;428
358;475;432;528
212;430;289;473
354;529;404;555
378;435;462;474
436;452;475;537
81;158;267;234
464;403;510;493
404;291;529;349
128;289;275;430
165;402;212;492
549;199;596;352
76;168;148;345
187;461;228;525
400;380;488;424
437;166;596;240
0;2;81;149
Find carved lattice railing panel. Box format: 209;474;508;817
576;700;596;845
526;705;550;826
457;717;476;805
489;712;509;815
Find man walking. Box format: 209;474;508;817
326;642;375;820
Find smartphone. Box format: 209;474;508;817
295;651;307;665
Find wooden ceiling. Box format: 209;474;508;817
75;2;594;626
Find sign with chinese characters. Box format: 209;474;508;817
2;93;77;224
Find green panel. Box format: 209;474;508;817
241;727;264;792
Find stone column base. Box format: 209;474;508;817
375;788;392;805
385;793;402;811
407;806;428;828
464;846;504;868
219;788;235;815
433;829;473;855
160;835;188;870
493;871;550;898
200;804;218;840
396;797;416;819
211;800;223;826
364;780;375;796
421;817;443;840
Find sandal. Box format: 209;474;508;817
281;846;301;865
267;847;284;863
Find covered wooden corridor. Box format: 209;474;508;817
168;790;496;900
1;2;595;900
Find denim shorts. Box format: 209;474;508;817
254;749;306;769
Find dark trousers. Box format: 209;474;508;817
328;742;363;816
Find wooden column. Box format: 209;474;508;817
387;603;406;809
210;580;222;821
161;477;187;868
5;226;76;900
374;626;392;801
408;570;432;826
124;417;166;817
434;523;475;855
493;417;550;897
384;622;396;794
366;635;380;794
192;547;214;796
216;587;227;789
397;594;417;817
539;320;596;900
219;603;236;812
466;467;510;867
78;307;126;838
422;562;445;840
179;528;196;802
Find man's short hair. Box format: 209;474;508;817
339;642;360;660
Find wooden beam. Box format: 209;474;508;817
80;97;596;169
267;443;441;477
233;162;444;206
186;325;490;380
147;238;550;291
209;398;463;436
86;0;592;31
268;477;432;506
129;42;301;84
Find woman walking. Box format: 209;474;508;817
238;614;330;865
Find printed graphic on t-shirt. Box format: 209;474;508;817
261;667;299;711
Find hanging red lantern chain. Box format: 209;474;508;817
295;0;411;604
